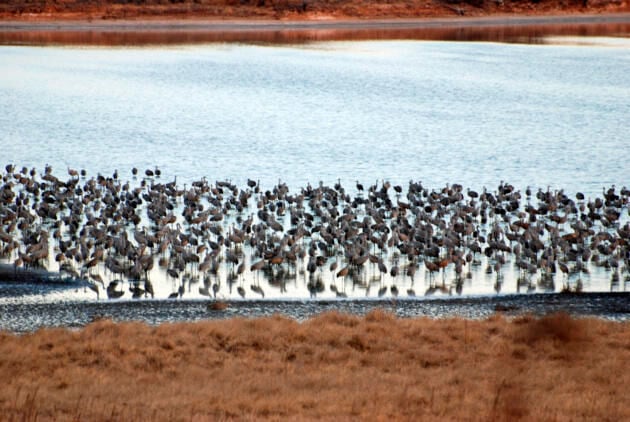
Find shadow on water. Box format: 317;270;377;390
1;22;630;46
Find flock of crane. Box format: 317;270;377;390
0;163;629;301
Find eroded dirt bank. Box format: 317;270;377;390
1;0;629;21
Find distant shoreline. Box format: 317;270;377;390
2;13;630;45
2;13;630;32
1;0;630;23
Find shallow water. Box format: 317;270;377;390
1;36;629;324
1;38;629;197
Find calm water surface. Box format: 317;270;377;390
0;37;629;327
2;38;629;195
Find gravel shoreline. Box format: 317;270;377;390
1;292;629;332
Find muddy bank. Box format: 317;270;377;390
1;311;629;420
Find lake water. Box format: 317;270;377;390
2;38;629;196
1;34;629;327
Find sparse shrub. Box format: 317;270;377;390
364;308;396;322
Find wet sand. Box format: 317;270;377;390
1;311;629;420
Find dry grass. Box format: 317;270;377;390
0;311;629;421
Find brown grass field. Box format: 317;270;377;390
0;311;629;421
